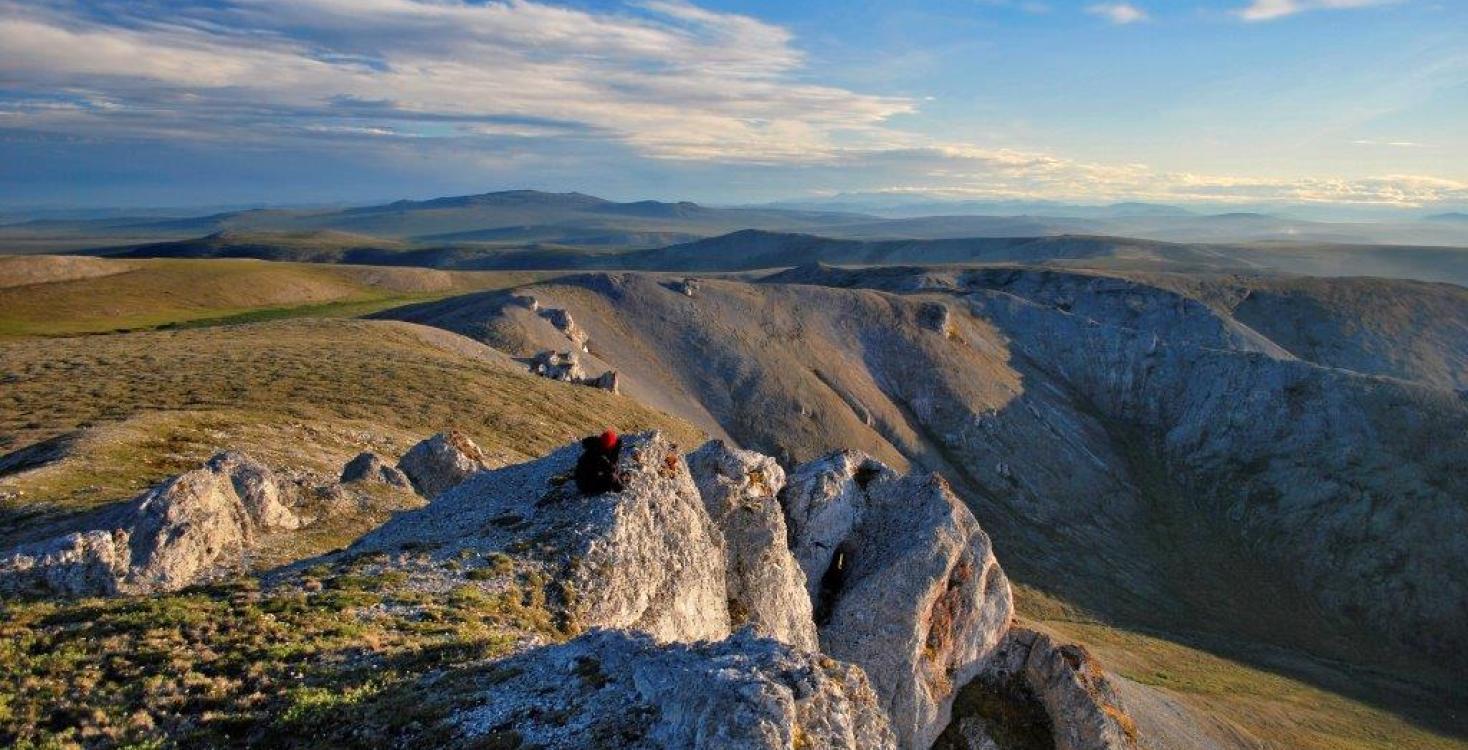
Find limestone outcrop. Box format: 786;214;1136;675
779;450;893;603
528;350;620;392
357;431;731;643
531;349;587;382
799;461;1014;750
687;440;819;651
344;433;1131;749
0;452;297;596
944;627;1140;750
395;430;487;498
456;629;897;750
340;451;411;488
539;306;589;351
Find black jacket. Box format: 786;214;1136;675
573;436;623;495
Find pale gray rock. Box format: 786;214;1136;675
395;430;487;499
0;529;131;596
539;306;589;350
778;450;893;603
357;432;731;643
209;451;300;531
340;451;411;488
0;452;297;596
812;469;1014;750
456;629;896;750
687;440;818;651
961;627;1140;750
531;350;586;382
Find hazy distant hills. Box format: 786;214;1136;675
3;190;1467;285
0;190;878;252
624;230;1468;286
6;190;1468;250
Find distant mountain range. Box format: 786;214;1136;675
2;190;1467;283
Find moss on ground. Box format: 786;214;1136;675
1013;583;1468;750
0;560;567;749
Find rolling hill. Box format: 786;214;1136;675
0;255;562;337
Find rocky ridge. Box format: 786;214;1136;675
346;431;1136;749
0;452;299;596
0;426;1142;749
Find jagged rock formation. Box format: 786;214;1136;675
0;452;297;596
529;350;620;392
340;451;411;489
539;306;590;351
358;432;731;642
687;440;819;651
780;451;894;604
456;629;896;749
785;453;1014;750
347;431;1136;749
531;349;587;381
587;368;621;393
395;430;487;498
941;628;1139;750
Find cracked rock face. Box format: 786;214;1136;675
358;431;731;643
687;440;818;651
779;450;894;604
456;629;897;750
0;452;297;596
395;430;487;499
949;627;1140;750
785;453;1014;750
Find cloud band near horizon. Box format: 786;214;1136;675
0;0;1462;209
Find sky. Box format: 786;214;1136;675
1;0;1466;213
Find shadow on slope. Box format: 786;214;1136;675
381;269;1468;746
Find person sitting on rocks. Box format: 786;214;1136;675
574;428;624;495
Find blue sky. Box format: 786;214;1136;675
1;0;1465;212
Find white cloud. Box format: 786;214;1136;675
0;0;911;162
1237;0;1397;22
0;0;1460;209
1352;139;1432;148
1086;3;1149;24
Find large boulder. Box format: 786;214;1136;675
456;629;897;750
357;431;731;643
687;440;819;651
340;451;411;489
785;453;1014;750
0;452;297;596
396;430;487;498
945;627;1140;750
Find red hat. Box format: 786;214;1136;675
598;428;619;451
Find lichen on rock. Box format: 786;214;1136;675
0;451;298;596
687;440;818;651
455;628;897;750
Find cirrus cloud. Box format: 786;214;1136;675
1236;0;1398;22
1086;3;1150;24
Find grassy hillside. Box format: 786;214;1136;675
1018;585;1467;750
0;256;562;337
0;318;701;550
